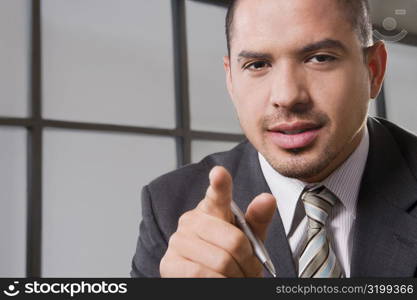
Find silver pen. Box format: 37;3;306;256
230;201;277;277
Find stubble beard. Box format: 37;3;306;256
260;140;340;181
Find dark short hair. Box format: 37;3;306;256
225;0;373;55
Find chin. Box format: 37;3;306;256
262;144;337;181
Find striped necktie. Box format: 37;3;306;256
298;185;343;278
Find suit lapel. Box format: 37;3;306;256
351;118;417;277
229;142;297;278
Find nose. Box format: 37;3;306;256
269;62;310;111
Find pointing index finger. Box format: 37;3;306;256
197;166;234;222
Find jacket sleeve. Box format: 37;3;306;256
130;185;168;277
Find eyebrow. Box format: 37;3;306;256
237;51;273;62
236;39;348;62
299;39;348;54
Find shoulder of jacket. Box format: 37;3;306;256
373;117;417;179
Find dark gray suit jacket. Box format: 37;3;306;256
131;117;417;277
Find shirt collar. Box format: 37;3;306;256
259;125;369;234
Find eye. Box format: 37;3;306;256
244;61;270;71
308;54;337;64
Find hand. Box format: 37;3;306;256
159;166;276;277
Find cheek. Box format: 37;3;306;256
232;78;270;130
310;67;369;129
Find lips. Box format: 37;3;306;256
267;122;323;150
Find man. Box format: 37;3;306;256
131;0;417;277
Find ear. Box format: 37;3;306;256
223;55;234;100
366;41;388;99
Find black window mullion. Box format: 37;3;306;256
0;118;33;127
189;0;230;7
27;0;42;278
172;0;191;167
191;130;244;142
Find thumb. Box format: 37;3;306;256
197;166;234;222
244;193;276;242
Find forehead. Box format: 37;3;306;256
231;0;358;54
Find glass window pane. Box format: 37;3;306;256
384;43;417;134
187;1;242;134
0;0;30;117
42;0;175;128
0;127;27;276
43;129;176;277
192;139;239;163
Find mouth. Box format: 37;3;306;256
266;121;323;150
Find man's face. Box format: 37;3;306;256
225;0;380;182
